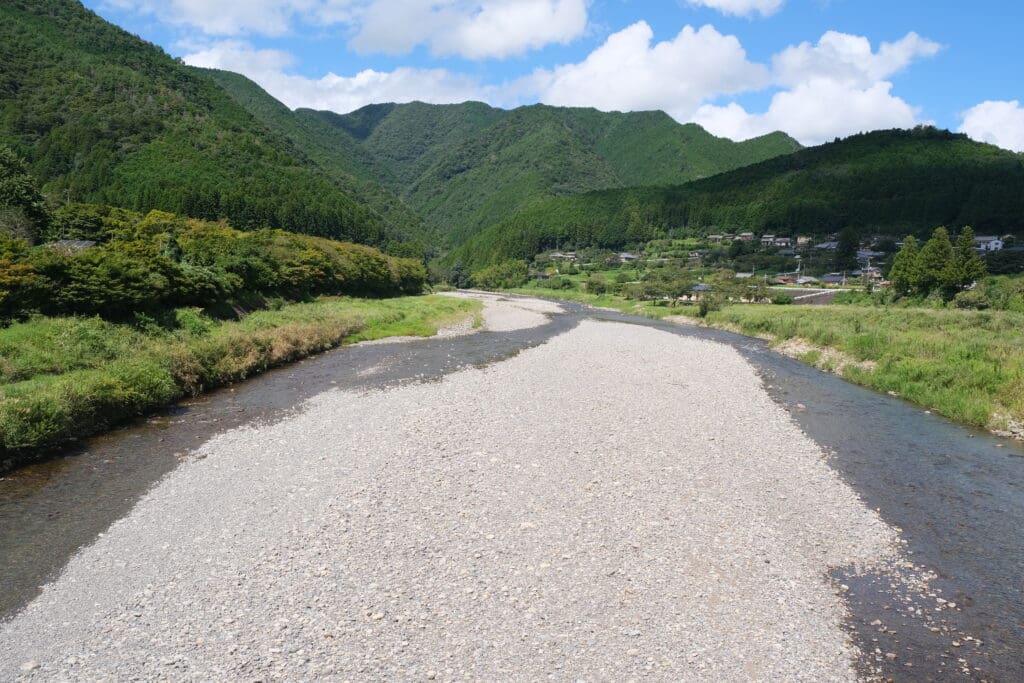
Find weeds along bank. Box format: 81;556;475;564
702;305;1024;436
0;296;479;471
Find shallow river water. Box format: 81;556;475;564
1;299;1021;680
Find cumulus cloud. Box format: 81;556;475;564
684;0;784;18
694;79;921;145
959;100;1024;152
527;22;768;120
184;41;486;112
107;0;588;59
773;31;941;88
693;31;939;145
345;0;588;59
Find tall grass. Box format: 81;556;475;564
0;296;479;463
707;305;1024;431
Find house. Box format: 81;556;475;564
708;234;724;243
857;249;886;264
796;276;820;285
550;251;577;260
852;267;884;281
738;232;755;242
774;237;793;248
815;241;839;251
49;239;96;253
821;273;848;285
796;236;813;246
735;272;754;279
618;252;640;262
761;234;776;246
974;236;1004;252
722;234;737;241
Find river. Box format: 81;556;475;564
1;299;1021;680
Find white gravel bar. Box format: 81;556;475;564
0;318;896;681
443;290;562;331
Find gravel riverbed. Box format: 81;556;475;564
0;312;897;681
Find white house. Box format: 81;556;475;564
974;236;1004;252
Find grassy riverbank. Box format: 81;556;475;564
0;295;479;465
503;286;1024;436
702;305;1024;434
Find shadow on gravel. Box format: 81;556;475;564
2;298;1023;682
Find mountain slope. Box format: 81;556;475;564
311;102;801;244
0;0;402;246
198;68;432;245
450;127;1024;269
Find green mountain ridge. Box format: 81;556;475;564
308;101;802;245
0;0;417;247
198;68;433;246
449;127;1024;269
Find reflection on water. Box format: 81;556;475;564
2;299;1022;680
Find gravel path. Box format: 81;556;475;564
0;316;896;681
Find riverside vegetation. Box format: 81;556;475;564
0;295;478;464
0;146;482;466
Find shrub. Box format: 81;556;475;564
952;289;990;310
771;294;794;305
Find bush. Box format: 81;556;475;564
771;294;794;305
471;260;529;289
952;289;991;310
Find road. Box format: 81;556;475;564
1;294;897;681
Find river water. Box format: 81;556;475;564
1;300;1021;680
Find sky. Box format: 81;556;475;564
83;0;1024;150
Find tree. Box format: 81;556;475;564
888;236;921;296
917;227;957;297
953;226;987;288
0;146;51;243
833;227;859;272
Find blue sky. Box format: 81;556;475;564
85;0;1024;149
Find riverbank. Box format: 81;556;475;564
0;295;481;471
501;287;1024;439
0;318;897;680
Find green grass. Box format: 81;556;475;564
705;305;1024;431
0;295;479;463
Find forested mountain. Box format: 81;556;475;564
305;102;801;244
450;127;1024;269
0;0;414;247
198;68;433;246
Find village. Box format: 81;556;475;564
523;228;1021;310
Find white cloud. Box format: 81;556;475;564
959;101;1024;153
345;0;588;59
773;31;941;88
528;22;768;120
684;0;784;18
693;31;938;145
695;79;921;145
107;0;588;59
184;41;486;112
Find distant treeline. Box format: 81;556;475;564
447;128;1024;271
